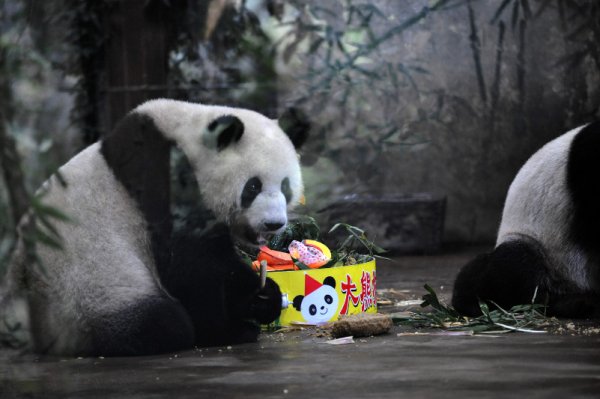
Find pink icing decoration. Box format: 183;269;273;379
288;240;328;265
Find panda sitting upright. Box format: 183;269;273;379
452;122;600;318
0;99;309;356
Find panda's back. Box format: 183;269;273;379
27;143;162;353
36;142;157;289
497;125;596;289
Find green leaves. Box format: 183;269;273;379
16;192;73;278
421;284;462;319
24;193;72;251
329;222;387;258
394;284;554;334
267;215;321;252
277;0;449;184
263;217;385;268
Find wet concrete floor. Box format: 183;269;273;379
1;246;599;398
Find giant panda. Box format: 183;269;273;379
452;121;600;318
0;99;309;356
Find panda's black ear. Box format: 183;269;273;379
203;115;244;151
323;276;336;289
293;295;304;311
278;107;310;149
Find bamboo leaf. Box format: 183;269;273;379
32;228;64;250
293;260;311;270
36;212;62;238
521;0;532;19
494;322;546;333
308;37;325;54
491;0;513;24
534;0;552;18
394;285;555;334
30;196;72;223
511;0;520;30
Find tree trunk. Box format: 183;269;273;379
102;0;172;129
101;0;175;269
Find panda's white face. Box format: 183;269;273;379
136;100;304;245
234;175;291;244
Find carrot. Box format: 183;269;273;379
252;260;289;272
257;246;294;266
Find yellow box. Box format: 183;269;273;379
267;258;377;326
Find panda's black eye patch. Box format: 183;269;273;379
281;177;292;203
241;177;262;208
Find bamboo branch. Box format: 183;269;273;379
467;0;487;106
0;115;29;226
489;21;506;128
0;46;29;227
516;18;527;124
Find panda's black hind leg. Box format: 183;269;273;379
89;294;195;356
451;240;550;316
567;120;600;253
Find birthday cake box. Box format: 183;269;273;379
250;228;378;326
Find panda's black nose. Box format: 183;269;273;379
264;222;285;231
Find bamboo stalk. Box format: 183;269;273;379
467;0;488;106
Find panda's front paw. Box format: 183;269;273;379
249;277;282;324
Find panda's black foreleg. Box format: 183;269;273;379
451;240;551;316
166;224;281;347
223;263;282;325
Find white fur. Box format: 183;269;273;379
1;99;304;354
136;99;304;230
20;143;162;353
497;125;592;290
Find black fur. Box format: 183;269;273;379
452;123;600;319
208;115;244;151
452;239;600;318
281;177;292;204
100;112;173;276
278;107;310;149
89;295;194;357
166;223;282;346
452;240;550;316
567;121;600;265
100;111;282;352
241;177;262;209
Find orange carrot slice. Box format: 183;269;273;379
257;246;294;266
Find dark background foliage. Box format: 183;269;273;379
0;0;598;273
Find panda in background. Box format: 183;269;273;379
452;121;600;318
0;99;309;356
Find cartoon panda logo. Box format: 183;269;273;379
293;275;339;324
